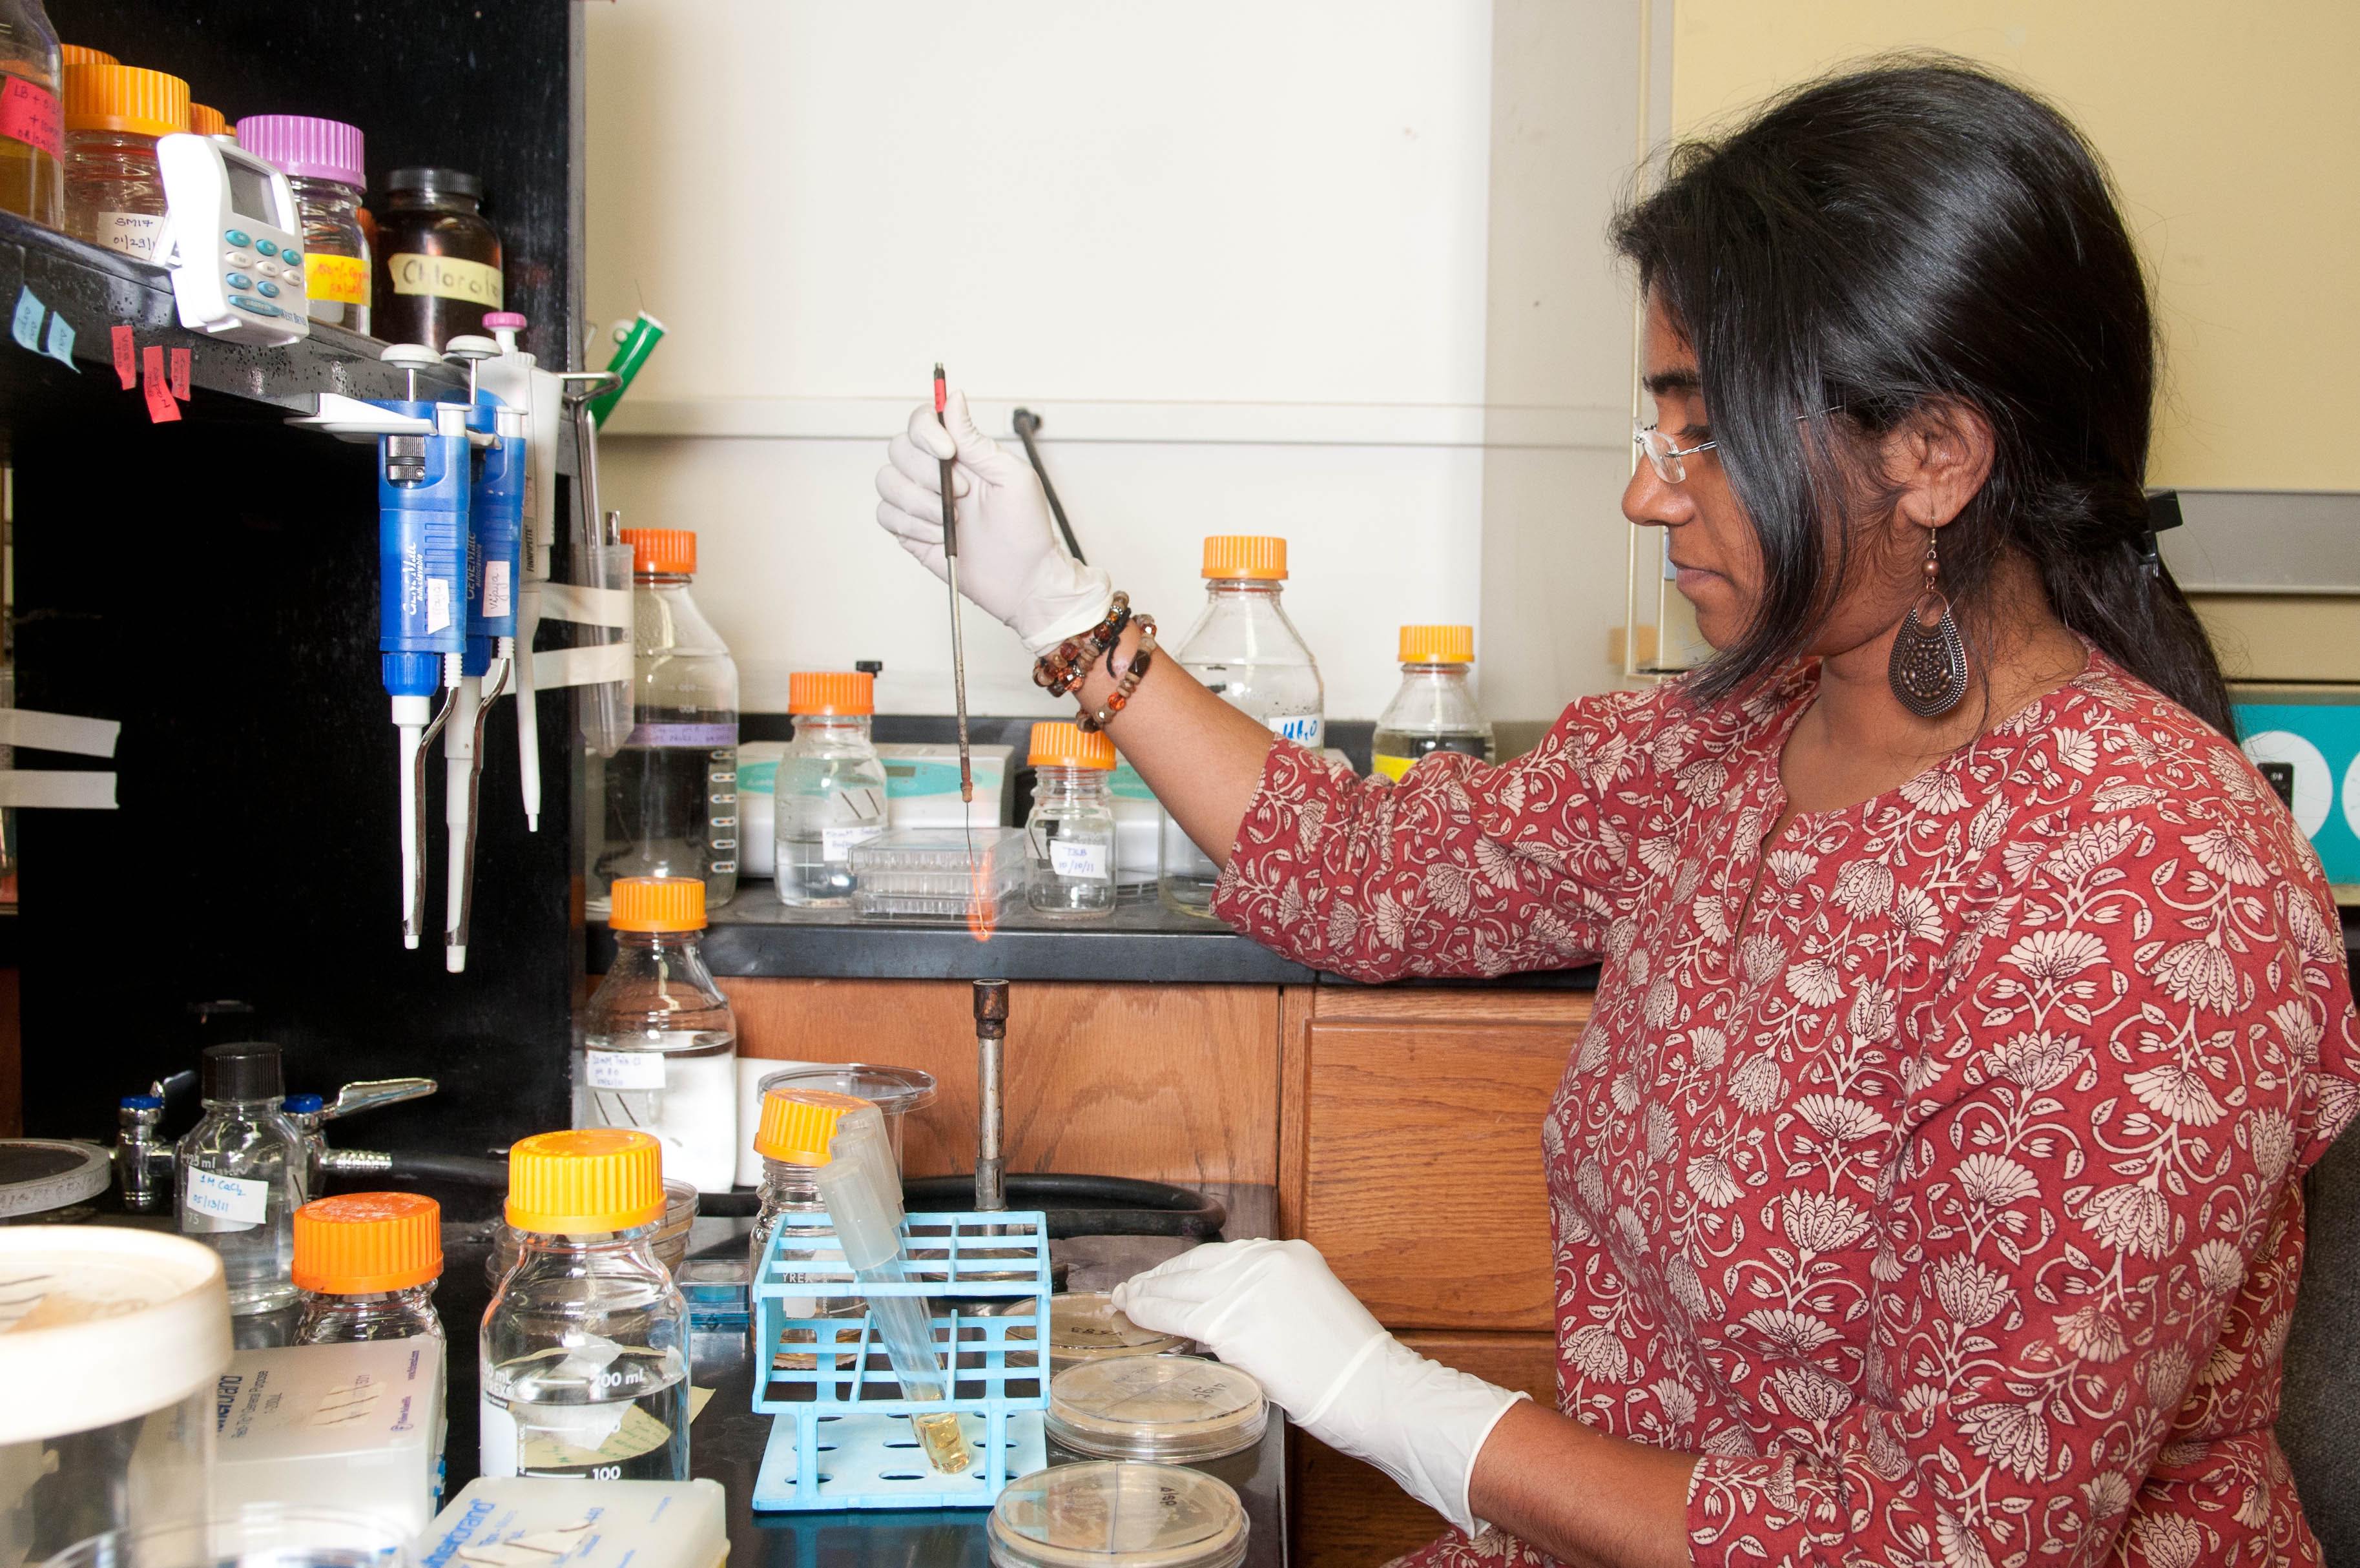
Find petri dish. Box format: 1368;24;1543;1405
1046;1355;1267;1463
988;1461;1247;1568
1048;1292;1186;1369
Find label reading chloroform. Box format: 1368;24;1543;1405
1050;840;1110;880
1267;715;1324;747
185;1168;268;1228
625;723;737;748
585;1050;667;1091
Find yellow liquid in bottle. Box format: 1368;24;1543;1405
910;1409;973;1474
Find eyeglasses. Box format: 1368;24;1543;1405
1631;407;1847;484
1632;422;1714;484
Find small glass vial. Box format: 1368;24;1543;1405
775;670;887;908
374;165;501;351
1026;720;1117;917
592;528;740;913
1161;536;1324;918
0;4;64;230
577;876;740;1194
1371;625;1496;778
481;1129;690;1481
235;115;371;333
291;1191;445;1345
176;1041;305;1315
61;63;187;261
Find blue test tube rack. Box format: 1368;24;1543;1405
750;1208;1052;1511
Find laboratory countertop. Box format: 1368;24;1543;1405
592;883;1601;989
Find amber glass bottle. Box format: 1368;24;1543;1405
374;166;502;349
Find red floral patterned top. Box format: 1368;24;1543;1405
1212;650;2359;1568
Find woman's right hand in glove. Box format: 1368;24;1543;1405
874;388;1114;655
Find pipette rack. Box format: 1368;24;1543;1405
750;1208;1051;1511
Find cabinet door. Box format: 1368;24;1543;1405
1283;989;1588;1332
1290;1331;1560;1568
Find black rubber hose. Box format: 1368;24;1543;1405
384;1151;510;1186
1010;409;1086;565
903;1174;1225;1241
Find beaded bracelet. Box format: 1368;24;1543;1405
1079;616;1157;733
1032;593;1132;697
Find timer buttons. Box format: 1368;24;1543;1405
255;239;279;257
225;273;253;291
224;228;251;248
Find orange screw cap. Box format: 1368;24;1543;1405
292;1192;443;1294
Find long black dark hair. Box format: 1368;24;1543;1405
1611;57;2234;736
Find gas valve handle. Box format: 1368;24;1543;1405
321;1077;439;1122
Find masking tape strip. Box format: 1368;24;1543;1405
535;582;634;630
532;641;634;690
0;770;117;808
0;708;120;758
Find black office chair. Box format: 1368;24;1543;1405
2278;1115;2360;1558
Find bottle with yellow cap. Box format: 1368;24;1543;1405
1371;625;1496;780
61;62;187;259
1025;720;1117;916
1159;536;1325;916
291;1191;446;1346
591;525;740;914
577;876;738;1193
0;3;63;229
481;1128;690;1482
774;669;888;907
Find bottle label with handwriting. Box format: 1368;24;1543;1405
388;251;502;306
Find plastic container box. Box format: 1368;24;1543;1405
423;1478;727;1568
851;828;1024;922
1044;1356;1267;1463
986;1462;1248;1568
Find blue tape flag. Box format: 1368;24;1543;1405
10;286;42;352
42;309;74;370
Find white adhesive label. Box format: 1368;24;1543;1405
822;825;882;863
1267;714;1324;747
1050;840;1110;880
478;1396;519;1478
184;1167;267;1227
483;560;512;619
426;578;452;634
96;211;163;261
585;1049;667;1090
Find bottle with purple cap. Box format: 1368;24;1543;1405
234;114;369;333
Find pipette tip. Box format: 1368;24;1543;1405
446;945;467;974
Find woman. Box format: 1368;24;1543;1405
876;61;2357;1568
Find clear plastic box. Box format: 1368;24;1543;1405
851;828;1025;922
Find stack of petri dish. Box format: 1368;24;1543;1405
1045;1355;1268;1464
1044;1292;1187;1371
988;1461;1248;1568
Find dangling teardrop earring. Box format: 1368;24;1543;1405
1887;525;1969;717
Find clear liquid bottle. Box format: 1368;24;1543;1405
176;1042;305;1314
593;528;740;913
774;670;888;908
60;63;185;260
0;1;63;229
291;1191;446;1345
234;116;371;333
576;877;738;1194
1159;536;1323;917
1371;625;1495;779
481;1130;690;1482
1026;721;1117;918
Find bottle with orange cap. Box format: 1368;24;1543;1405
1371;624;1496;780
61;61;187;258
0;3;63;228
590;525;740;914
291;1191;446;1345
481;1128;690;1481
576;875;738;1193
774;669;888;907
1025;719;1117;916
1159;536;1326;916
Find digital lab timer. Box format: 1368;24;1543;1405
155;132;312;347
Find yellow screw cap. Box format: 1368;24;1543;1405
1028;720;1115;770
608;875;705;933
293;1192;442;1294
63;64;189;137
754;1088;867;1166
188;103;227;139
506;1129;666;1235
1398;625;1474;664
1201;536;1287;581
787;671;875;717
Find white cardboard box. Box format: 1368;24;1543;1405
213;1337;444;1536
421;1477;727;1568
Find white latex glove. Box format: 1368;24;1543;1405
1113;1239;1527;1538
874;389;1114;655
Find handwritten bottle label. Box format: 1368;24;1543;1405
98;212;163;262
304;252;371;306
0;77;62;161
185;1168;268;1228
388;253;502;307
1050;840;1110;880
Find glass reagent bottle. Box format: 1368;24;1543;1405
176;1041;305;1314
776;671;888;907
1026;721;1117;918
1371;625;1496;778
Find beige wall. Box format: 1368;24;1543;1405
1668;1;2360;492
